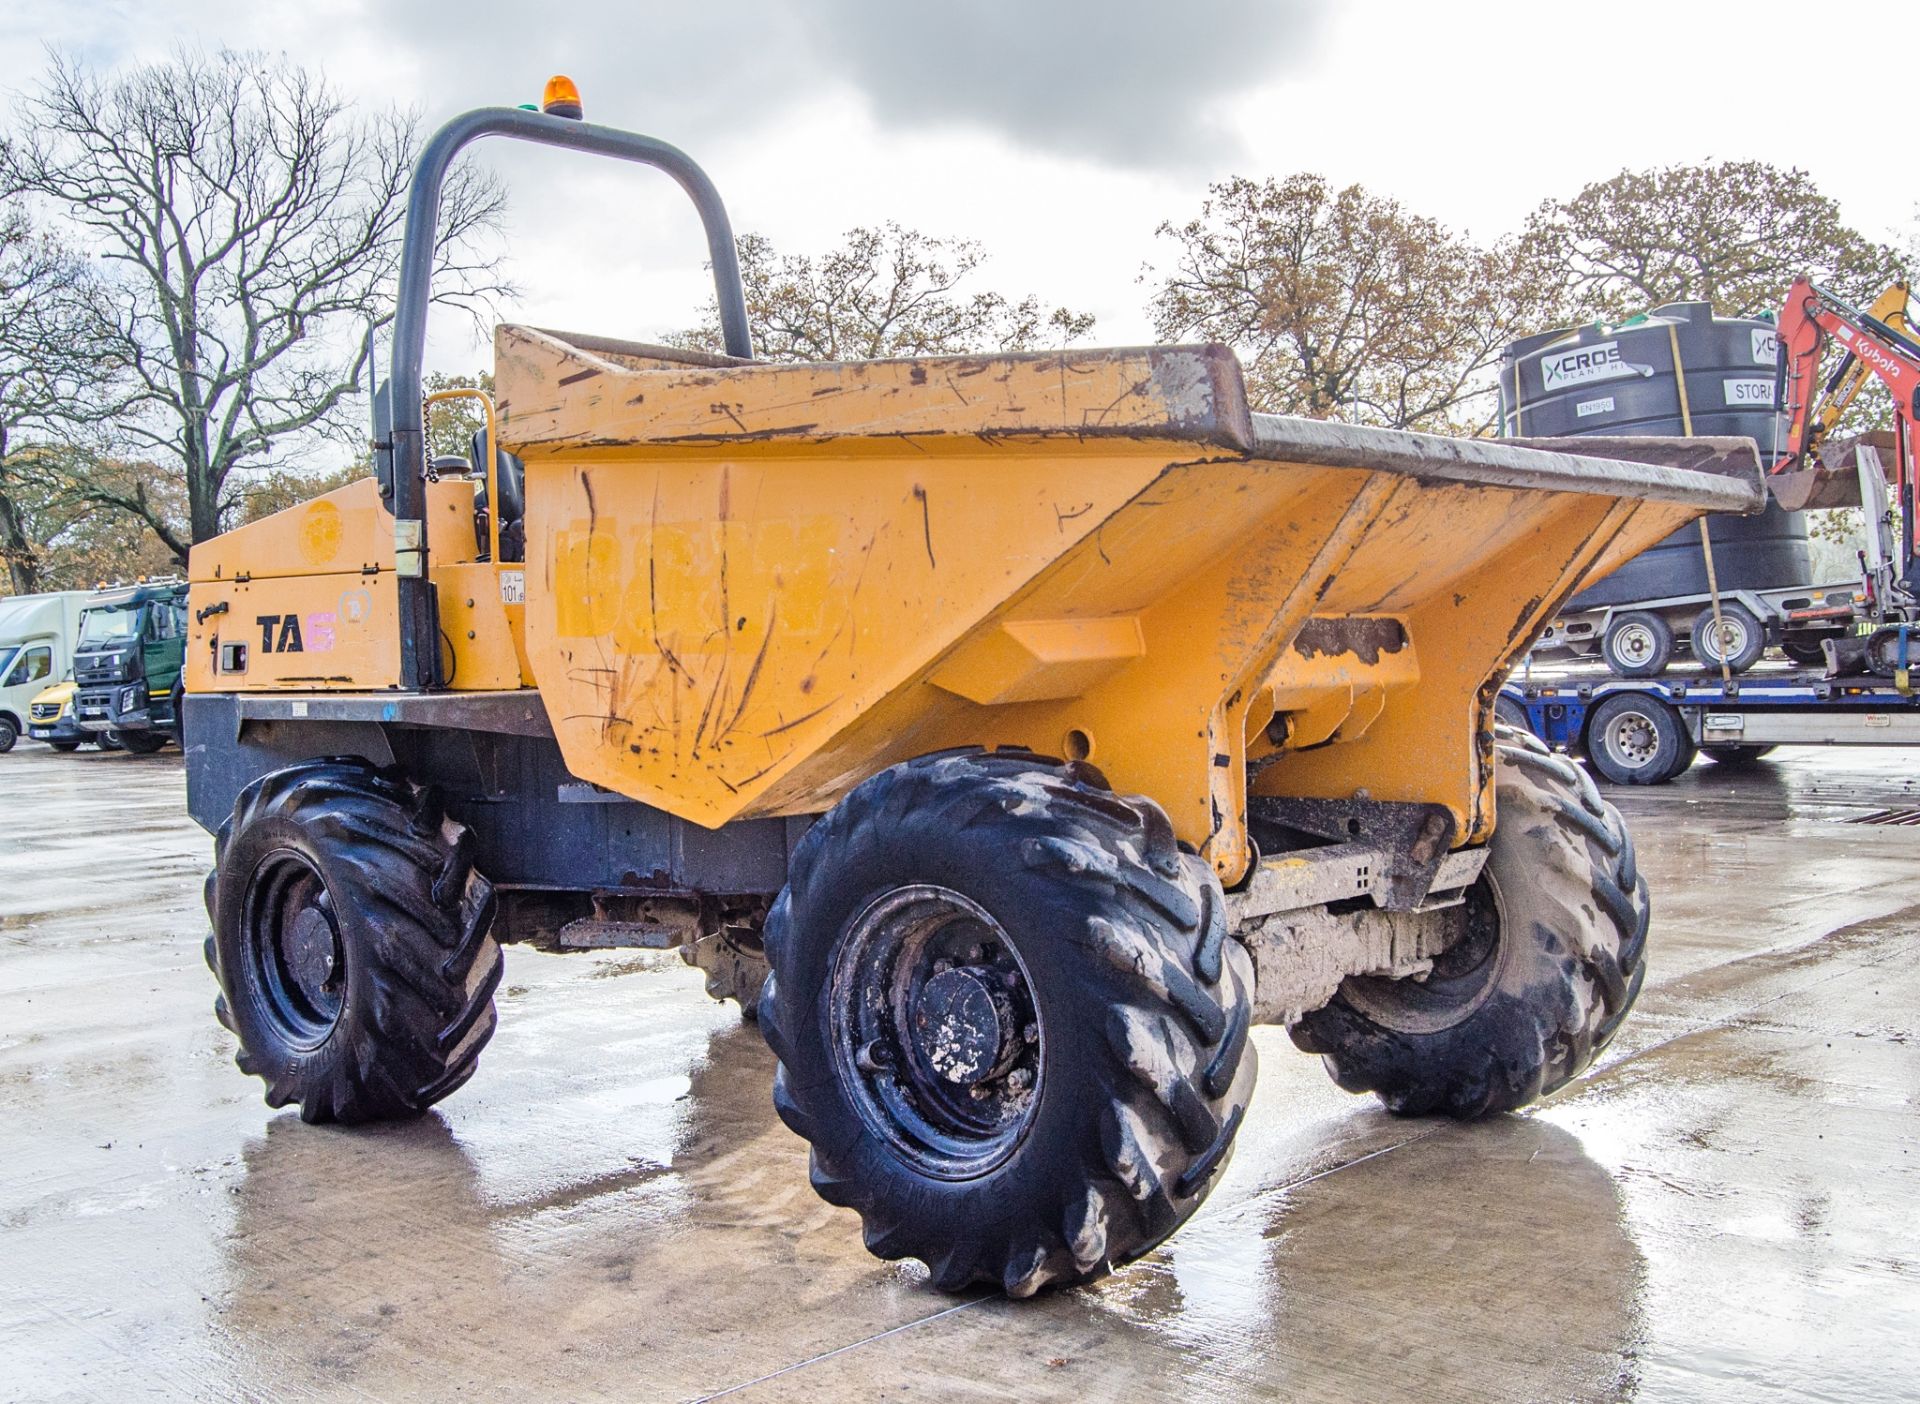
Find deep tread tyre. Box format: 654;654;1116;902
1690;602;1765;674
759;750;1257;1297
1584;691;1690;785
1291;733;1649;1116
1601;611;1673;678
206;758;502;1124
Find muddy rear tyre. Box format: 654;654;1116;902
759;750;1257;1296
206;759;503;1124
1291;731;1649;1117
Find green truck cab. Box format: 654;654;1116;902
71;581;189;754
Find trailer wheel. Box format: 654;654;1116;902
1291;738;1648;1117
1584;692;1690;785
206;758;502;1124
1691;603;1765;674
759;750;1257;1296
1702;744;1776;767
1601;611;1673;678
1781;639;1828;668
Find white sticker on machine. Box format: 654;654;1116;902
1723;377;1775;407
1751;328;1779;364
1576;396;1615;418
499;569;526;605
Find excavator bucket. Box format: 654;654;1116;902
492;328;1761;882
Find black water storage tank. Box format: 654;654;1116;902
1500;301;1809;609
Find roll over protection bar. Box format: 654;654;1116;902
383;105;753;688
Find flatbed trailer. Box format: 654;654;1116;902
1500;668;1920;784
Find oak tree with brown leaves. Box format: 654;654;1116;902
1146;175;1567;433
1529;161;1905;320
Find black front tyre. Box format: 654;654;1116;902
49;740;81;753
760;750;1257;1297
206;758;503;1124
1292;730;1649;1116
120;730;170;755
0;718;15;753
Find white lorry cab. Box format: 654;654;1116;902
0;591;91;753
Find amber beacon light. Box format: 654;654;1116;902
541;75;584;120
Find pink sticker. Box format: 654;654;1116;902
304;613;336;652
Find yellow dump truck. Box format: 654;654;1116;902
186;89;1764;1295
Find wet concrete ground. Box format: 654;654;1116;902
3;740;1918;1402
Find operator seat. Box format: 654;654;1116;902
468;428;526;564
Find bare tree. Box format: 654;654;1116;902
1;48;508;563
1147;175;1569;433
675;223;1093;361
1530;161;1907;320
0;206;118;593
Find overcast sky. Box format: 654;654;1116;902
4;0;1914;380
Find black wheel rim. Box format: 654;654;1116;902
829;885;1044;1180
242;849;346;1048
1338;874;1507;1034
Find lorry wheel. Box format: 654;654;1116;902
49;740;81;753
0;718;15;753
98;732;123;751
206;759;503;1124
120;730;170;755
1702;744;1776;767
1583;692;1690;785
1493;693;1533;737
1601;611;1672;678
759;750;1257;1296
1291;739;1648;1117
1691;603;1765;673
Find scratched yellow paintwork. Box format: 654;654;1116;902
192;322;1732;884
489;325;1716;881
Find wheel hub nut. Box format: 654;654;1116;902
287;906;338;993
913;967;1012;1085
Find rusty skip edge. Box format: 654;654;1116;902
506;329;1765;517
1249;418;1767;514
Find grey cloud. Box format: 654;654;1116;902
373;0;1326;170
803;0;1327;167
